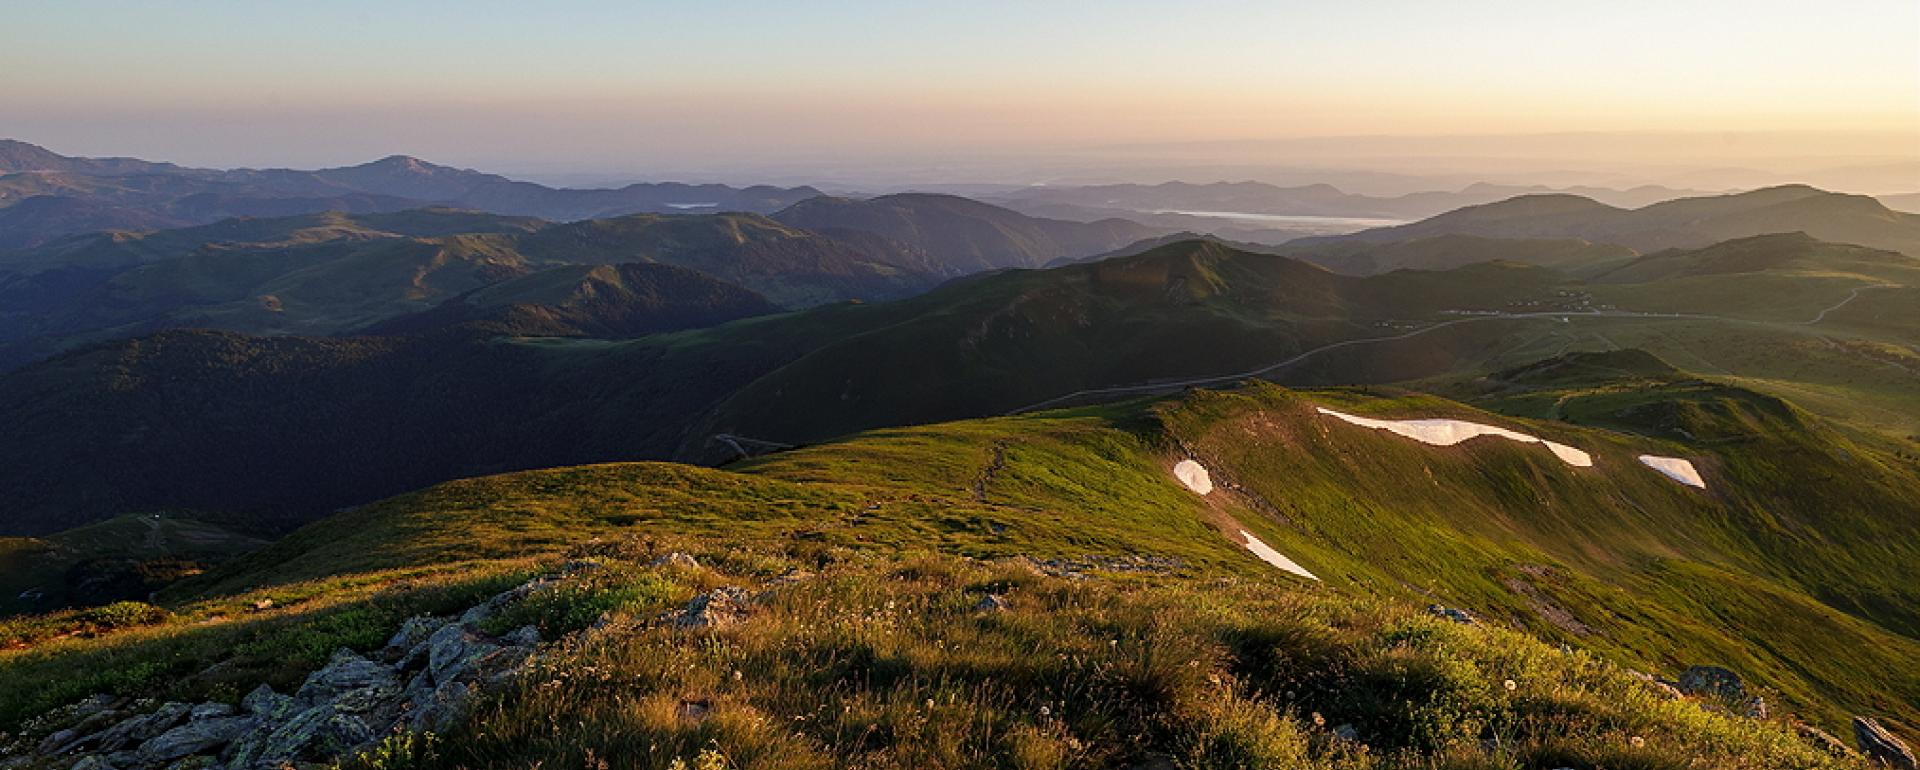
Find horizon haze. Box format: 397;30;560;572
4;1;1916;190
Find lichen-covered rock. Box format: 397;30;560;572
68;756;115;770
974;594;1010;612
385;616;450;657
227;705;375;768
1678;665;1745;701
292;650;399;717
1855;716;1917;769
86;702;192;752
425;623;494;686
136;716;256;764
1624;670;1683;700
24;574;556;770
673;587;751;629
1794;722;1856;759
457;578;552;627
1426;604;1476;624
240;685;294;722
650;552;700;570
186;703;233;721
500;624;541;648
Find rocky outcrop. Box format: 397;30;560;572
1678;665;1744;701
20;576;550;770
673;587;752;629
1855;716;1917;769
1426;604;1476;625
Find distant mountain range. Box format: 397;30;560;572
772;193;1162;273
1303;184;1920;257
0;140;826;248
11;222;1913;533
987;180;1721;240
0;193;1169;370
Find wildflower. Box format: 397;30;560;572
1503;679;1517;691
1630;736;1646;748
1039;705;1051;717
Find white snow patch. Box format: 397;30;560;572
1638;455;1706;489
1240;530;1319;581
1172;459;1213;495
1315;407;1593;467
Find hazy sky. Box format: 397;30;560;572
3;0;1916;186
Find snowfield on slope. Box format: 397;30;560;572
1241;530;1320;581
1170;459;1317;580
1314;407;1593;467
1639;455;1707;489
1173;459;1214;495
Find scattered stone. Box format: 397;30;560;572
248;599;273;612
1744;696;1768;720
673;587;752;629
68;757;115;770
770;568;814;584
650;552;700;569
1426;604;1476;624
1624;670;1682;700
1678;665;1745;701
678;699;713;721
1854;716;1916;769
974;594;1011;612
1332;723;1360;742
1793;722;1856;759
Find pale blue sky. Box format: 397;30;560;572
3;0;1916;178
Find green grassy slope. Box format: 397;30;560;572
0;514;265;616
1285;234;1638;277
4;378;1914;763
168;378;1920;731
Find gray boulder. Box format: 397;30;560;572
1426;604;1477;624
1794;722;1855;759
240;685;294;721
293;649;399;710
86;702;192;752
226;705;376;768
136;716;256;764
186;704;233;721
1678;665;1745;701
674;587;752;629
1855;717;1917;769
650;552;700;570
385;616;450;657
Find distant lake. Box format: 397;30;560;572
1155;210;1405;233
